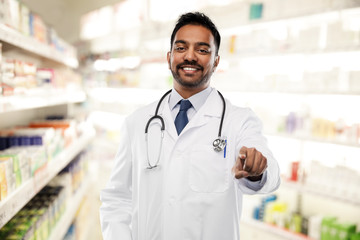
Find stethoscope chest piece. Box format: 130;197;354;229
213;138;226;152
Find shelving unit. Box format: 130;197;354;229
221;6;360;35
214;1;360;239
48;175;92;240
0;131;95;229
0;9;93;238
0;89;86;113
266;132;360;148
240;217;313;240
280;180;360;206
0;24;78;68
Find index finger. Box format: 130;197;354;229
239;146;247;159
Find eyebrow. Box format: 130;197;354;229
174;40;211;48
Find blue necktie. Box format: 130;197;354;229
175;99;192;135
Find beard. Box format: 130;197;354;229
170;60;214;88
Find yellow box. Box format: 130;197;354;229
0;178;8;200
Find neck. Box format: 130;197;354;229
174;84;209;99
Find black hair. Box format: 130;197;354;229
170;12;221;56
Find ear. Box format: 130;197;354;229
213;55;220;71
167;51;171;69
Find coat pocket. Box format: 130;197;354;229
188;145;229;193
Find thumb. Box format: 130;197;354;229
233;156;249;179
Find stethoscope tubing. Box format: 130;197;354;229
145;89;226;169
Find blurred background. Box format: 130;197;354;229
1;0;360;239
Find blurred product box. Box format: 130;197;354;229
321;217;338;240
309;215;323;240
288;212;302;234
2;0;20;31
337;223;357;240
0;185;66;240
36;68;54;86
352;233;360;240
349;71;360;93
19;2;30;36
263;201;288;228
249;3;263;20
29;119;77;147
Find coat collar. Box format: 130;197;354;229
148;88;224;140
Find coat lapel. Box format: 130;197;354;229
157;95;178;141
182;89;223;134
148;89;223;140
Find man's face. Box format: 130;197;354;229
167;24;220;93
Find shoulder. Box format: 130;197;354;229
225;98;255;118
125;101;158;127
224;98;262;129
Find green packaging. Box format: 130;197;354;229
289;212;302;233
351;233;360;240
321;216;337;240
337;223;356;240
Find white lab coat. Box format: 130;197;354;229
100;89;280;240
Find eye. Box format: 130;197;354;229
175;46;186;52
198;48;210;54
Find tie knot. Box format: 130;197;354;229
179;99;192;111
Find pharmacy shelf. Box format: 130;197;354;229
0;24;78;68
240;217;313;240
222;6;360;36
281;180;360;206
0;130;95;229
222;45;360;60
224;89;360;97
48;175;91;240
0;89;86;113
266;133;360;148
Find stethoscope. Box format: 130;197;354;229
145;89;227;169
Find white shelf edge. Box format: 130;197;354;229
266;132;360;148
221;46;360;59
0;90;87;113
222;6;360;36
0;24;78;68
240;217;313;240
48;175;92;240
223;89;360;96
0;131;95;229
280;180;360;206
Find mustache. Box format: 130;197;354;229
176;61;203;70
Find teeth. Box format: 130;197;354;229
183;67;197;71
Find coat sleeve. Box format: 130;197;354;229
235;108;281;194
100;120;133;240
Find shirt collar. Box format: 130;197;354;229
169;87;213;112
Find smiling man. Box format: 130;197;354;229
100;12;280;240
168;24;219;98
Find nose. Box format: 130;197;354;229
184;47;197;62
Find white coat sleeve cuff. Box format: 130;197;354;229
244;171;267;191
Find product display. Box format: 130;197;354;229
251;195;360;240
277;112;360;144
0;0;76;56
0;117;85;202
0;150;90;239
0;56;82;96
0;185;66;240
